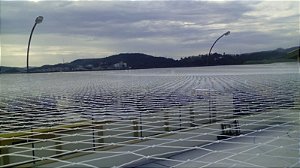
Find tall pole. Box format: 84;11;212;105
27;23;37;73
209;31;230;56
297;49;300;74
27;16;43;73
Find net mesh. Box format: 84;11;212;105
0;65;299;167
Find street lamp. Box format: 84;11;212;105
27;16;43;73
208;31;230;56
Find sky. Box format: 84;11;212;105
1;0;299;67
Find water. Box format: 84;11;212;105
0;63;299;132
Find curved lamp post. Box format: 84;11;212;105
208;31;230;56
27;16;43;73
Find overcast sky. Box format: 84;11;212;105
1;0;299;67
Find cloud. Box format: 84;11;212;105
1;1;299;67
244;1;299;20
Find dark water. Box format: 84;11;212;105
0;63;299;132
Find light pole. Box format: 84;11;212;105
208;31;230;56
296;49;300;74
27;16;43;73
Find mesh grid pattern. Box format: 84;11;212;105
0;64;299;167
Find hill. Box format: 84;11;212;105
178;46;298;66
70;53;178;69
240;47;299;64
0;66;25;73
1;46;298;73
287;47;299;60
29;53;178;72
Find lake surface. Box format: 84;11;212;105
0;63;299;132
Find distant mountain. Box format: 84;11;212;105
70;53;178;69
1;46;298;73
0;66;25;73
287;47;299;59
26;53;178;73
178;46;299;66
239;46;299;64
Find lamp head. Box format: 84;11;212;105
224;31;230;36
35;16;43;24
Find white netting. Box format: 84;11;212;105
0;64;299;167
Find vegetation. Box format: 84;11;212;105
0;46;298;73
71;53;178;69
287;48;299;60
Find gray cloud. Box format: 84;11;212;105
1;1;299;67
